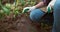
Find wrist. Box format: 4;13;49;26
32;6;36;9
29;6;36;12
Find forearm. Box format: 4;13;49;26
35;1;46;8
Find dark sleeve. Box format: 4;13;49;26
42;0;51;6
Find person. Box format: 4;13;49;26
22;0;60;32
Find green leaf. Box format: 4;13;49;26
1;6;10;15
0;10;4;18
14;8;19;15
15;11;19;15
5;3;11;9
20;0;25;6
0;1;10;15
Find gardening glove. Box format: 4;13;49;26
47;0;56;13
22;6;36;13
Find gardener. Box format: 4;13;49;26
22;0;60;32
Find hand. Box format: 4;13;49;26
47;0;56;13
22;6;36;13
47;5;53;13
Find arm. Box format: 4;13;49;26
22;0;51;13
35;1;45;8
35;0;51;8
22;1;47;13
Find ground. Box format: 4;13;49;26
0;13;53;32
0;0;54;32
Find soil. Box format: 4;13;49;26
0;0;54;32
0;13;53;32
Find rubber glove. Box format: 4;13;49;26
47;0;56;13
22;6;36;13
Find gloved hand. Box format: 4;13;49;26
22;6;36;13
47;0;56;13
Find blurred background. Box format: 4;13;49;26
0;0;53;32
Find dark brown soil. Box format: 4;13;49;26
0;0;53;32
0;13;53;32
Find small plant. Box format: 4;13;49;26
0;0;36;19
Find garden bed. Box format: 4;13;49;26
0;0;53;32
